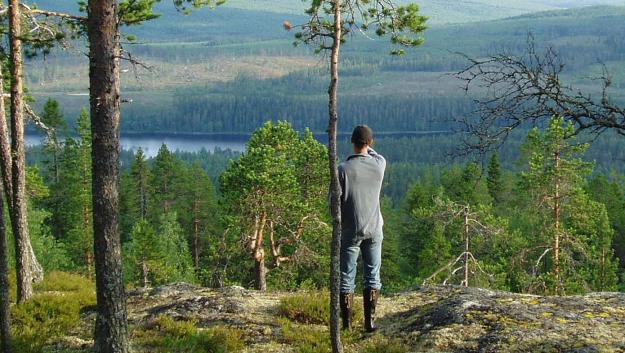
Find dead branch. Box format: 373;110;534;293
454;34;625;156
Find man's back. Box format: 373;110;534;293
339;148;386;240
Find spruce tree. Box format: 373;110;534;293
41;99;67;184
47;109;93;272
487;154;503;205
176;163;219;272
150;144;183;218
131;149;151;221
124;212;195;286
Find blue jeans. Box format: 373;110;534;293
340;234;383;293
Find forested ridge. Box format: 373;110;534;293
26;5;625;135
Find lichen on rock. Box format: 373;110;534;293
47;282;625;352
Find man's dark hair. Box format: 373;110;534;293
351;125;374;148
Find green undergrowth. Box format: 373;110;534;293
132;315;245;353
278;289;407;353
10;271;96;353
279;290;363;325
279;317;409;353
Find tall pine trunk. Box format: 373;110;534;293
254;257;267;291
87;1;130;352
0;62;11;353
0;71;12;209
328;1;343;352
0;188;10;353
9;0;44;303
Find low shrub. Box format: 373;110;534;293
361;337;410;353
134;315;245;353
280;291;330;324
279;318;331;353
11;271;96;353
279;291;363;325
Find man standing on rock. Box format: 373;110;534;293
339;125;386;332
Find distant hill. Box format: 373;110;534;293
32;0;624;27
222;0;625;24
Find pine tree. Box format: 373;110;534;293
520;117;597;294
293;2;427;350
221;121;329;291
86;1;226;351
8;0;44;302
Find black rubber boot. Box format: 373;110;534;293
363;288;379;333
340;292;354;330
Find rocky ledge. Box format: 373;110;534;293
121;283;625;353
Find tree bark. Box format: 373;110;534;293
328;1;343;352
253;213;267;291
9;0;44;303
0;88;12;209
0;197;11;353
0;63;11;353
87;1;130;352
254;257;267;291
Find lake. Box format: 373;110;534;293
25;130;452;158
26;133;248;158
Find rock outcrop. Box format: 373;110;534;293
121;283;625;352
379;285;625;353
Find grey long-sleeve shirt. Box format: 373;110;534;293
338;147;386;240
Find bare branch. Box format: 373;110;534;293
454;34;625;156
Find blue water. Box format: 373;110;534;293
26;133;248;158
